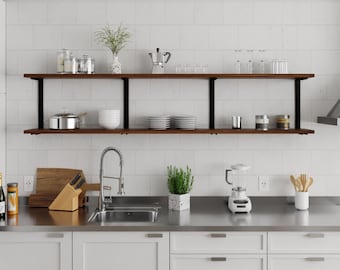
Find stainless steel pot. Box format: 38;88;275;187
49;113;80;130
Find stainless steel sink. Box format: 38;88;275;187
88;205;160;223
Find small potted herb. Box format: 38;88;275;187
167;165;194;211
95;23;131;74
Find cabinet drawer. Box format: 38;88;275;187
268;232;340;253
171;254;266;270
170;232;266;254
268;255;340;270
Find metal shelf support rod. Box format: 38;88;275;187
295;79;301;129
122;78;129;129
209;78;217;129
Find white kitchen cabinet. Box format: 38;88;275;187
171;231;267;254
268;254;340;270
73;232;169;270
171;254;266;270
0;231;72;270
170;232;266;270
268;232;340;270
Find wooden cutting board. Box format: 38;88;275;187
29;168;100;207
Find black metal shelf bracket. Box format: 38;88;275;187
122;78;129;129
32;78;44;129
209;78;217;129
295;79;301;129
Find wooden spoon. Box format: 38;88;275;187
290;175;299;192
300;174;306;192
304;177;313;192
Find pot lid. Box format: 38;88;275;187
52;113;78;118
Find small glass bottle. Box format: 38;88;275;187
63;51;72;73
7;183;18;215
56;49;66;73
0;173;6;220
234;60;241;74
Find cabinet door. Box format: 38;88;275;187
171;254;266;270
0;231;72;270
73;232;169;270
171;232;266;254
268;232;340;253
268;255;340;270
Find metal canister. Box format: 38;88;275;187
7;183;18;215
255;115;269;130
276;115;290;130
71;56;79;74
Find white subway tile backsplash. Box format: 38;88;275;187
32;26;63;50
194;0;224;25
47;2;77;25
17;0;48;25
4;0;340;196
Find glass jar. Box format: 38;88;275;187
255;115;269;130
276;115;290;130
63;51;72;73
7;183;18;215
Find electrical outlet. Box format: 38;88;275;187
258;176;270;192
24;176;34;192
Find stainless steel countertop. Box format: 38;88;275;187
1;196;340;232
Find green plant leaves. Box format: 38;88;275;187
167;165;194;195
95;23;131;55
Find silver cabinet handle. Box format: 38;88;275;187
146;233;163;238
46;233;64;239
305;233;325;238
210;233;226;238
210;257;227;262
305;257;325;262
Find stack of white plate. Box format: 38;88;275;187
148;115;170;130
173;115;196;130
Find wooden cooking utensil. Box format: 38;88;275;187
300;174;307;191
304;177;314;192
290;175;299;191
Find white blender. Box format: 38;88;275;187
225;164;252;214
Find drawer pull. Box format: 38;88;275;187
146;233;163;238
210;233;226;238
211;257;227;262
46;233;64;239
305;233;325;238
305;257;325;262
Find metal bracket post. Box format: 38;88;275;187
122;78;129;129
33;78;44;129
295;79;301;129
209;78;217;129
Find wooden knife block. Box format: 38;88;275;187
48;183;82;212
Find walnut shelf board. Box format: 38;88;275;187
24;128;315;135
24;73;315;80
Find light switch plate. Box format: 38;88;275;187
24;176;34;192
258;176;270;192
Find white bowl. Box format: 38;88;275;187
98;110;120;129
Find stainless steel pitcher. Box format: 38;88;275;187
148;48;171;74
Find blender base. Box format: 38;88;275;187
228;195;252;214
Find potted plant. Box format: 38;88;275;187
167;165;194;211
95;23;131;74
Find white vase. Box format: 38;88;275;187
111;54;122;74
168;193;190;211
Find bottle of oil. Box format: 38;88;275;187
0;173;6;220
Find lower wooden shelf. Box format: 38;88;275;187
24;128;315;135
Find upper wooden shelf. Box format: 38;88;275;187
24;73;315;80
24;128;315;135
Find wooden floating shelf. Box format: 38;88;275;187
24;128;315;135
24;73;315;80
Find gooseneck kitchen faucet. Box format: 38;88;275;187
99;147;124;211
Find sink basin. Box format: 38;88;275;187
88;205;160;223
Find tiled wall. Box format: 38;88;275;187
4;0;340;196
0;1;6;178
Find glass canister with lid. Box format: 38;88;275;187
276;114;290;130
255;115;269;130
